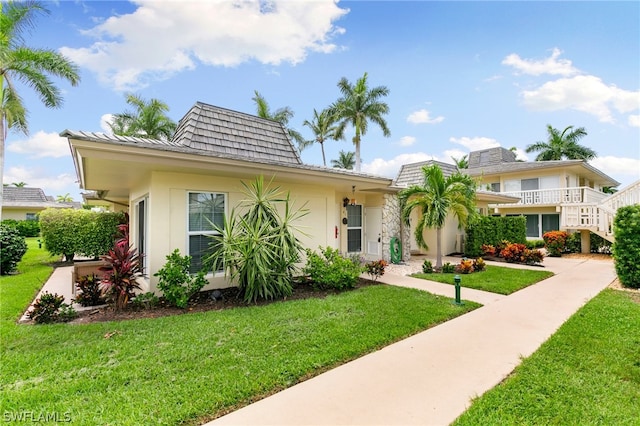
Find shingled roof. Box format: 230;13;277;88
172;102;302;165
393;160;459;187
2;187;78;209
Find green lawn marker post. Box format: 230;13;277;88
453;274;463;305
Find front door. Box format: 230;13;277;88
364;207;382;259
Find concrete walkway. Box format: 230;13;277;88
207;256;616;426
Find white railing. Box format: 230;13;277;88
498;186;608;206
600;179;640;211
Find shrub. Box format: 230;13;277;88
74;274;106;307
522;248;545;265
39;209;125;261
155;249;207;308
612;205;640;288
565;232;581;253
131;292;160;309
28;292;76;324
422;259;434;274
543;231;568;257
457;258;474;274
1;219;40;237
303;246;363;291
500;243;527;263
441;262;456;273
481;244;496;257
206;176;308;303
473;257;486;272
99;225;142;310
364;259;387;281
465;216;527;257
0;225;27;275
566;232;612;254
525;239;546;249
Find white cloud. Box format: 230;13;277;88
398;136;416;147
60;0;349;91
443;149;467;162
629;115;640;128
6;131;71;158
4;166;79;199
449;136;500;151
406;109;445;124
521;75;640;123
101;114;115;134
590;156;640;184
502;48;579;76
362;152;436;178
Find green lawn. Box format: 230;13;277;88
453;289;640;425
412;265;554;295
0;239;479;425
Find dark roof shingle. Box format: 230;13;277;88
393;160;459;187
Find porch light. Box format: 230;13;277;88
350;185;356;206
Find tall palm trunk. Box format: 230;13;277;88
435;227;443;270
319;141;326;167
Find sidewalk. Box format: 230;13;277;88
208;256;616;426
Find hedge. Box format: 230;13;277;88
0;219;41;237
612;204;640;288
39;209;126;261
465;216;527;257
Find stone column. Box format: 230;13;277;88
580;229;591;254
382;193;412;263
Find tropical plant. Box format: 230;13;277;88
302;108;341;166
56;193;73;202
99;224;142;310
441;262;456;273
525;125;596;161
543;230;568;257
457;258;474;274
331;72;391;171
74;274;105;307
399;164;477;269
303;246;363;290
206;176;308;303
108;93;176;141
252;90;307;151
154;249;207;308
11;181;26;187
364;259;387;282
473;257;486;272
451;155;468;170
0;0;80;218
28;292;76;323
0;224;27;274
330;150;356;170
422;259;434;274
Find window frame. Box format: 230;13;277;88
346;204;363;253
187;191;227;275
134;196;149;277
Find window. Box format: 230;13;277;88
521;178;539;191
135;197;148;276
346;204;362;253
525;214;539;238
490;182;500;192
188;192;225;273
25;213;37;221
542;214;560;235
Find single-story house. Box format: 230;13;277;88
1;187;79;221
62;102;407;294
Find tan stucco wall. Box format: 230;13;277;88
138;171;347;293
408;210;462;257
1;208;40;221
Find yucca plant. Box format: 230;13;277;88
206;176;308;303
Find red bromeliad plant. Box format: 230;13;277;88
99;222;142;310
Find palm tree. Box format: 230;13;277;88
109;94;176;141
330;150;355;170
0;0;80;217
332;72;390;172
56;193;73;203
252;90;307;152
302;108;341;167
451;155;468;170
11;182;27;187
525;125;596;161
399;164;477;270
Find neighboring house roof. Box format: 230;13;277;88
467;159;620;187
393;160;459;187
2;187;78;209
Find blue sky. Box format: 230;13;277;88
4;0;639;202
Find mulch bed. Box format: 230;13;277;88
69;278;380;325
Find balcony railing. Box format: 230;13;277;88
495;186;608;206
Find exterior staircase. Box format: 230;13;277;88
560;179;640;243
